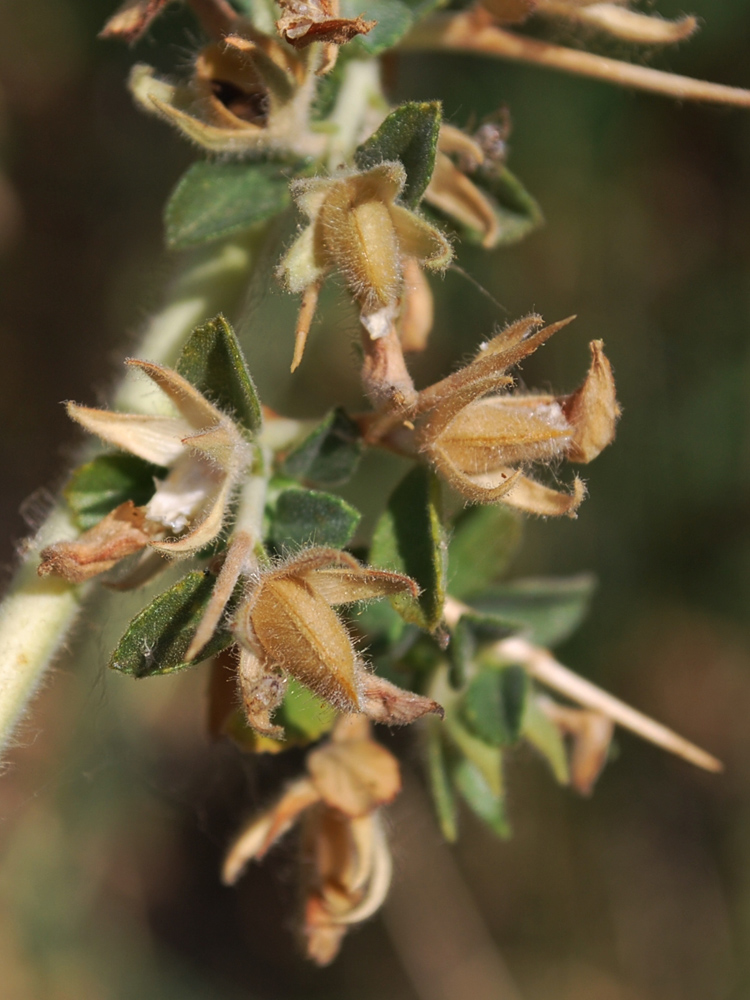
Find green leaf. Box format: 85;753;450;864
468;166;543;248
176;314;262;433
370;465;447;631
469;574;597;647
268;488;361;550
447;615;476;689
343;0;415;55
461;665;528;747
110;571;238;677
277;679;338;741
522;695;570;785
425;720;458;842
281;408;363;487
165;161;291;251
65;453;164;531
451;755;511;839
355;102;442;207
448;504;523;599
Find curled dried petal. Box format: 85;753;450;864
38;502;152;583
360;672;445;726
562;339;620;463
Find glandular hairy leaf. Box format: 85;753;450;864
370;465;447;631
176;314;262;434
355;102;442;207
165;161;292;251
461;665;528;746
448;503;523;599
268;488;361;550
281;408;363;487
110;571;239;677
451;754;511;838
469;573;597;648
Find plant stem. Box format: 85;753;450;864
400;14;750;107
0;231;260;759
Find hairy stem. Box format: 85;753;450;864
400;14;750;107
0;231;261;758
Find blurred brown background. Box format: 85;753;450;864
1;1;750;998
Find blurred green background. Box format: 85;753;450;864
1;1;750;998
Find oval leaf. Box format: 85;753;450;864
110;570;238;677
165;161;291;250
370;465;447;630
469;574;597;648
281;408;363;487
355;102;442;207
461;665;528;747
448;504;523;599
268;488;361;550
177;314;262;433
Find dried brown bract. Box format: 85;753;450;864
276;0;376;49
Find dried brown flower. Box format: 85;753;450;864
222;715;400;964
233;547;444;732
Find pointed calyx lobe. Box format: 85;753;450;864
415;315;620;516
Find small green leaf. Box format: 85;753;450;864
65;453;164;531
355;102;442;206
462;665;528;747
177;314;262;433
463;166;543;248
451;755;511;839
425;720;458;842
268;488;361;550
470;574;596;647
343;0;414;54
165;161;291;250
447;616;476;689
277;679;338;741
110;571;238;677
448;504;523;599
281;408;363;487
522;695;570;785
370;465;447;630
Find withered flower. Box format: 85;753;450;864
416;315;620;515
129;27;325;158
233;547;443;733
39;359;252;581
481;0;697;46
223;715;400;964
276;0;376;51
424;124;503;250
277;162;452;371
